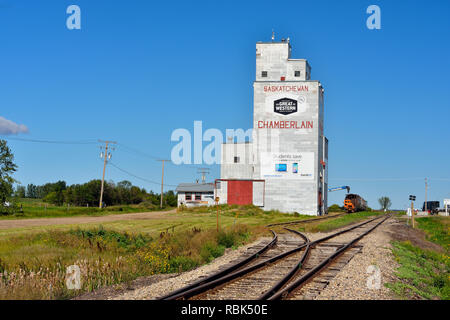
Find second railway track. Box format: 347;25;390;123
160;213;391;300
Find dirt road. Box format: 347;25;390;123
0;209;175;230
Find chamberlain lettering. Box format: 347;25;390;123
181;305;215;318
257;120;313;129
225;304;268;315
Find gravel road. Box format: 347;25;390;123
0;209;175;230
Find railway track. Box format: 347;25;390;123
159;213;391;300
268;214;390;300
158;228;306;300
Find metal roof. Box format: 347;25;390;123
176;183;215;193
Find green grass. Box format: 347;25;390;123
387;241;450;300
416;216;450;251
0;198;173;220
296;211;384;233
0;224;260;300
0;204;394;299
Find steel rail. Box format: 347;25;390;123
157;229;278;300
160;228;306;300
259;214;389;300
161;214;387;300
267;214;391;300
258;230;311;300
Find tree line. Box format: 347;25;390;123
14;180;177;207
1;138;176;210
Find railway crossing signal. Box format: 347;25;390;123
409;195;416;228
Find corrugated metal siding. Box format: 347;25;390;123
227;180;253;205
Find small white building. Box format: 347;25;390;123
176;183;215;207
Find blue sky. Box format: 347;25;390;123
1;0;449;209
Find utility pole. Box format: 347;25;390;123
197;168;210;184
424;178;428;213
158;160;171;208
99;140;117;209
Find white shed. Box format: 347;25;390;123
176;183;215;208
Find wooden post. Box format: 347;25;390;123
99;141;109;208
158;160;171;209
215;197;220;232
98;140;116;209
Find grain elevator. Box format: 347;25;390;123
218;38;328;215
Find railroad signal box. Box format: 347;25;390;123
219;38;327;215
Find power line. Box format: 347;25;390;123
109;161;178;188
329;178;424;181
1;137;98;145
117;143;209;169
116;142;162;160
98;140;117;208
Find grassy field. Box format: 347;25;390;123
0;224;261;299
0;205;331;299
0;198;173;220
416;216;450;251
388;216;450;300
0;205;387;300
0;204;321;238
294;210;385;233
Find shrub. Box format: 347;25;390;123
137;242;170;274
169;256;198;273
217;231;236;248
328;204;343;212
200;242;225;262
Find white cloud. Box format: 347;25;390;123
0;116;29;135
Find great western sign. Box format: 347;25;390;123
274;98;297;115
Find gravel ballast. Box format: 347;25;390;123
86;216;402;300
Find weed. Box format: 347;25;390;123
387;241;450;300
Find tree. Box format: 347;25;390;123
164;190;177;207
378;196;392;211
14;185;26;198
328;204;343;212
0;140;17;206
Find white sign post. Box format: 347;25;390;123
444;199;450;217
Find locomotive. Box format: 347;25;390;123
344;194;368;213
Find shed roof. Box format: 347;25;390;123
176;183;214;193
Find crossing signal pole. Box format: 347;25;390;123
424;178;428;213
158;160;171;208
99;140;116;208
409;195;416;228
